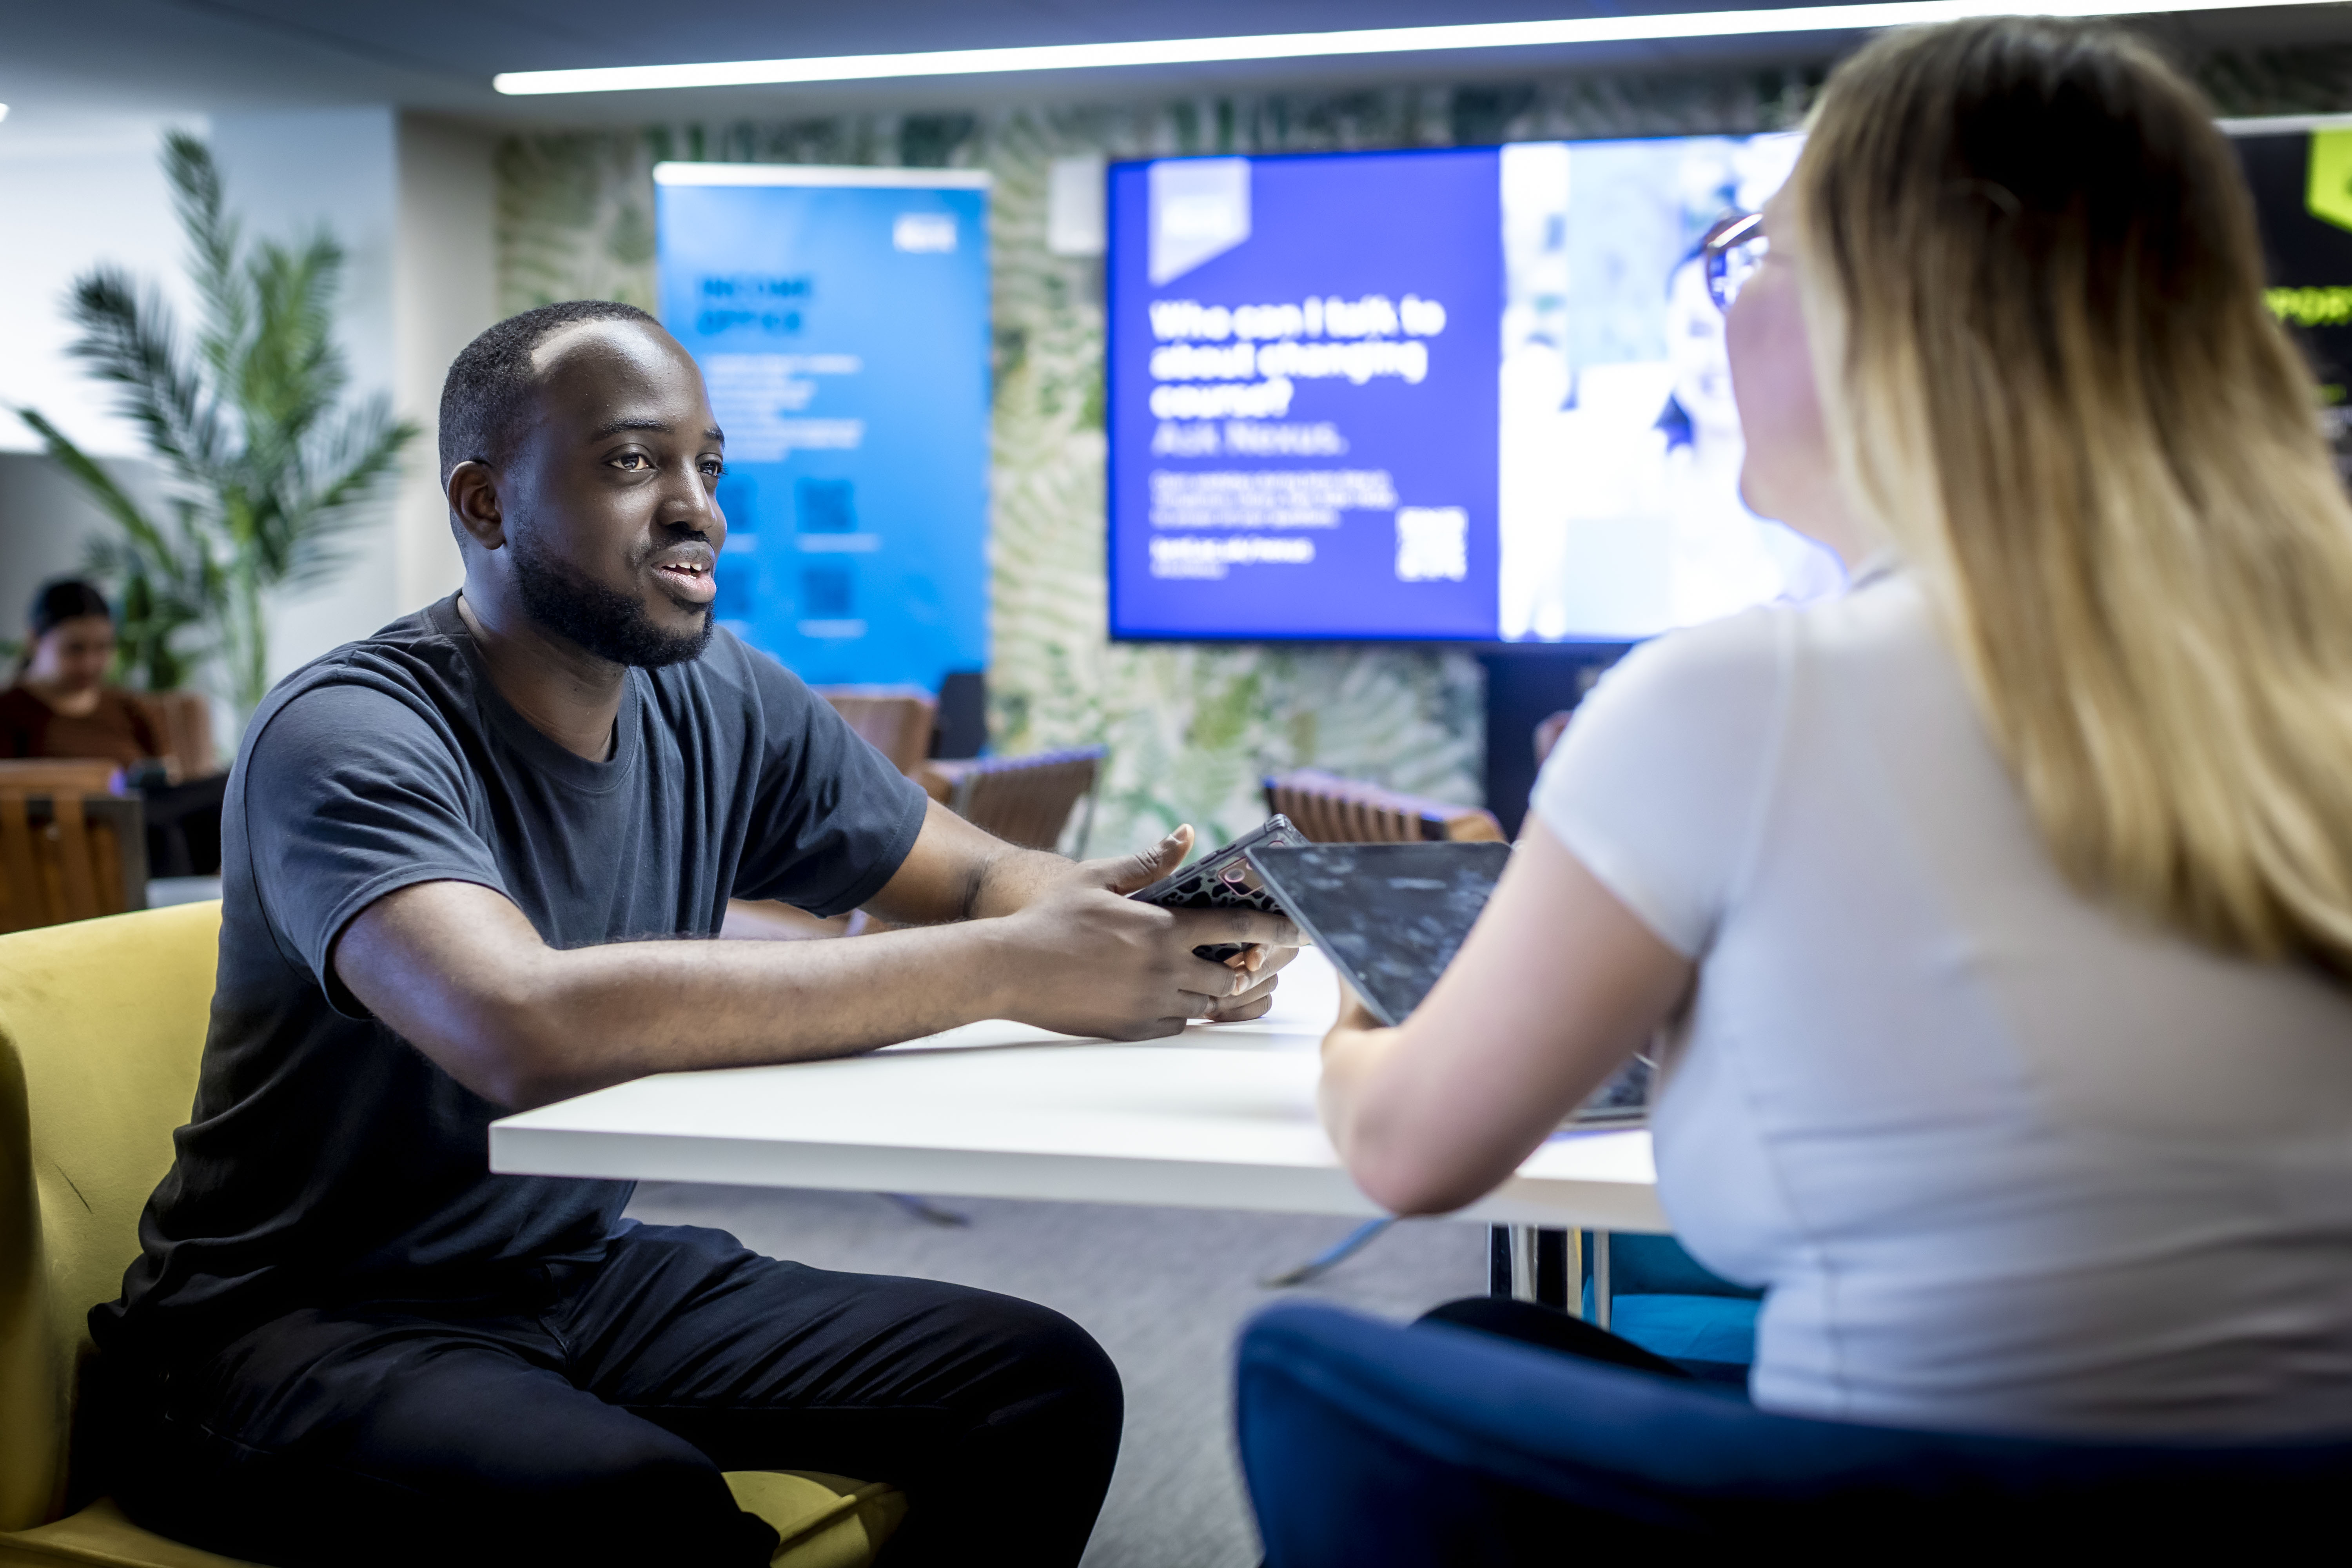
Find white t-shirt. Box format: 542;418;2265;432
1534;570;2352;1439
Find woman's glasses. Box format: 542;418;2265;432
1702;211;1768;313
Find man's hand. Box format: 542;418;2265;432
989;826;1301;1040
1088;825;1304;1025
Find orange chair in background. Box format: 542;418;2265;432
815;687;938;778
129;692;221;781
1262;768;1505;846
922;746;1106;856
730;689;937;943
0;762;145;933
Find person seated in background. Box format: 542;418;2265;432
2;579;165;764
93;299;1298;1568
1319;17;2352;1441
0;577;225;875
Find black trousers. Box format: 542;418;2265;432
117;1223;1124;1568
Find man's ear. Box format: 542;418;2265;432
447;460;506;551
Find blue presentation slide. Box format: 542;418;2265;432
657;169;991;689
1109;149;1505;640
1107;140;1845;644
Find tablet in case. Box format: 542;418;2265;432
1246;840;1650;1126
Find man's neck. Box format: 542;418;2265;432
454;589;625;763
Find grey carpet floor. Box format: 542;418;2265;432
622;1182;1485;1568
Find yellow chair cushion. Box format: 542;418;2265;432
0;1498;256;1568
0;1473;904;1568
0;904;904;1567
726;1472;909;1567
1;902;224;1533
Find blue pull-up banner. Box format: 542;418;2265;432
655;163;992;690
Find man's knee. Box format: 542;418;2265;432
967;1295;1124;1454
503;1436;769;1565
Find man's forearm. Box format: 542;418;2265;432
861;802;1205;928
965;842;1090;920
503;922;1022;1105
341;880;1023;1110
857;799;1077;926
339;822;1270;1114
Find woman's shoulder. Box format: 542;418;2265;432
1533;576;1932;957
1537;604;1813;957
1614;573;1929;704
1588;599;1798;725
1557;577;1931;803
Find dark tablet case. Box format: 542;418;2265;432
1247;840;1649;1125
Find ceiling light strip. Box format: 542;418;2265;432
652;163;992;187
493;0;2347;94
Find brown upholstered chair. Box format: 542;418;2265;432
128;692;221;780
1261;768;1506;846
0;763;146;933
814;687;938;778
920;746;1106;857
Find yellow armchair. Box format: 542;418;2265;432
0;902;903;1567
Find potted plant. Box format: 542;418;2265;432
15;131;417;728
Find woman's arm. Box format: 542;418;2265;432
1318;818;1694;1215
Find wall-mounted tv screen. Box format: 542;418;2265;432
1106;125;2352;644
1107;136;1839;644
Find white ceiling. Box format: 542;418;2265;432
4;0;2351;133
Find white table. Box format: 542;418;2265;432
490;948;1666;1235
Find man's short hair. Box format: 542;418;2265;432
437;300;661;485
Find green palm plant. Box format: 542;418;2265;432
15;131;418;718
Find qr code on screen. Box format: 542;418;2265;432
1394;506;1468;582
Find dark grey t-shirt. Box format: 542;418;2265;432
95;596;928;1367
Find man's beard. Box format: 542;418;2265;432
510;528;714;670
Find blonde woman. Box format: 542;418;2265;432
1320;16;2352;1439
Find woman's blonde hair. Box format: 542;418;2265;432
1794;18;2352;974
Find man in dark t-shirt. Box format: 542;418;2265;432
94;301;1296;1568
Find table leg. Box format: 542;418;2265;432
1535;1228;1572;1312
1592;1229;1612;1331
1510;1225;1539;1302
1489;1226;1582;1316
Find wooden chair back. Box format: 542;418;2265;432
815;687;938;778
0;764;145;933
1263;768;1506;846
130;690;221;779
927;746;1106;856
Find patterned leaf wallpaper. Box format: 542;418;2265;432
494;46;2352;857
